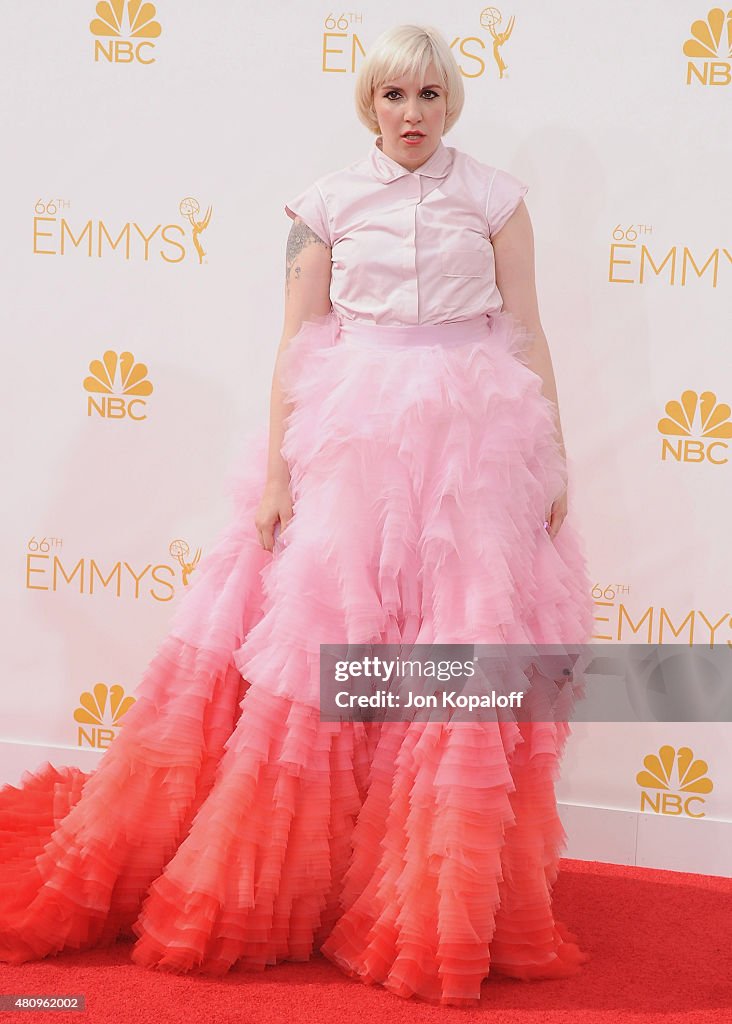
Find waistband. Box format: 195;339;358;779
337;314;491;347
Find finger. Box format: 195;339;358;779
551;509;566;539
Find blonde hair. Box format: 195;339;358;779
355;24;464;136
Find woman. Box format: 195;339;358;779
0;23;592;1008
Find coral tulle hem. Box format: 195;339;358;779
320;716;592;1006
0;309;594;1006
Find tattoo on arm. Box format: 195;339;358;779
285;219;329;298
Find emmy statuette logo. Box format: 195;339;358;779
479;7;516;79
179;198;213;265
169;539;201;586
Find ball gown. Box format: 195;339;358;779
0;306;594;1007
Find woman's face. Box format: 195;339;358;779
372;60;447;168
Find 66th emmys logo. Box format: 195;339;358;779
26;536;202;599
322;8;517;79
90;0;162;64
684;7;732;85
608;225;732;288
657;390;732;464
33;196;212;264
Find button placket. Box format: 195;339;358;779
408;191;418;323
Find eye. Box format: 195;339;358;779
382;89;441;101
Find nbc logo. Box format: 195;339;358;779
90;0;162;64
683;7;732;85
657;390;731;464
75;683;136;748
84;350;153;420
636;745;713;818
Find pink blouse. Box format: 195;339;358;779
284;134;528;327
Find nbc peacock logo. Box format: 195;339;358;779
657;390;731;464
75;683;136;749
636;745;713;818
90;0;162;64
83;350;154;420
683;8;732;85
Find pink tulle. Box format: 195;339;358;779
0;310;594;1006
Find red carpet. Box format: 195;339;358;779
1;858;729;1023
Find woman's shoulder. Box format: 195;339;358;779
449;146;527;191
450;148;529;232
285;157;365;232
308;155;369;193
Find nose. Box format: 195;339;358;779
404;97;422;124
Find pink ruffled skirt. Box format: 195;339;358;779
0;309;594;1006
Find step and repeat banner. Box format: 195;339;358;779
2;2;730;870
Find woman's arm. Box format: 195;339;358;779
492;202;566;459
255;219;332;551
492;202;569;538
266;219;332;483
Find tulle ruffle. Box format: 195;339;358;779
272;309;594;1004
0;449;272;963
320;716;589;1007
231;308;593;718
130;686;379;974
0;309;594;1005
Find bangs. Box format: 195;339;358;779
373;42;448;91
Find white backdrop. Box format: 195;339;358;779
2;1;730;875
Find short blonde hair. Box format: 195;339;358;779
355;24;464;136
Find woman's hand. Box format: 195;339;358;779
545;487;568;540
254;478;293;552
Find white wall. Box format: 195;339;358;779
1;1;729;875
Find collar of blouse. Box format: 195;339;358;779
369;134;453;183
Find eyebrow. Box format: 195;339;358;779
381;83;443;90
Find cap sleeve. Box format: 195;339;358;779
284;181;331;247
486;167;529;239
